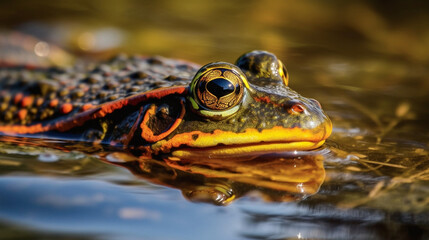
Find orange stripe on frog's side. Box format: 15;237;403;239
0;86;188;135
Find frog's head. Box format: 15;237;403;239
150;50;332;157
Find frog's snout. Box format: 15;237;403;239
291;98;330;133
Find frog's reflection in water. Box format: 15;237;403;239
105;151;326;205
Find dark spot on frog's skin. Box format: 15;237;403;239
128;86;140;92
97;64;112;74
109;94;119;101
120;77;131;83
129;71;148;79
147;57;163;65
105;81;119;90
72;90;85;99
192;134;199;140
135;80;145;85
84;74;103;84
98;91;108;98
165;75;179;81
177;64;193;70
27;81;59;96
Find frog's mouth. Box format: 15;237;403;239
170;140;326;159
153;125;332;158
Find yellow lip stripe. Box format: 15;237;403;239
151;125;331;154
171;140;325;158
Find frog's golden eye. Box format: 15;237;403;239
189;62;249;119
196;68;243;110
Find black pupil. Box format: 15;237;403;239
206;78;235;98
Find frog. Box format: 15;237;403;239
0;50;332;158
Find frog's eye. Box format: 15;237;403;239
189;62;249;119
235;50;289;86
195;68;243;110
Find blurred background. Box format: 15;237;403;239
0;0;428;89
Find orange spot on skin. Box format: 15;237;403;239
17;109;27;120
254;96;271;104
61;103;73;114
13;93;23;105
81;103;94;112
21;96;34;107
253;96;281;107
49;99;59;108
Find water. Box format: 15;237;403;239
1;1;429;239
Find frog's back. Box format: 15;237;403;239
0;55;199;125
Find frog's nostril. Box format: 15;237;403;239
310;99;321;108
289;103;305;114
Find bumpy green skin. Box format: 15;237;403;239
0;55;199;125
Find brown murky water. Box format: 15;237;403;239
0;1;429;239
